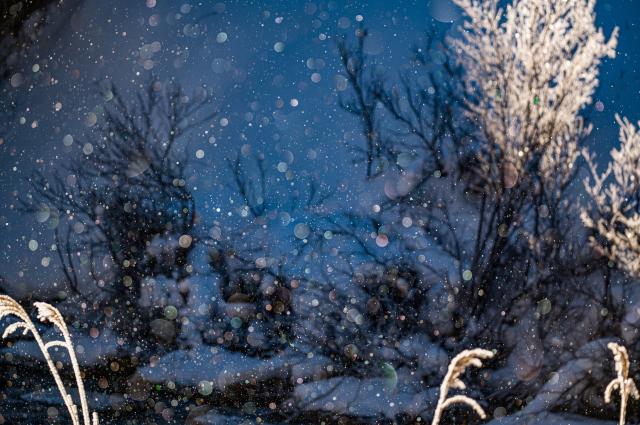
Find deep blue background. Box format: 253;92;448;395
0;0;638;293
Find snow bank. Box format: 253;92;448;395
1;327;119;366
518;339;610;416
21;389;125;411
292;376;438;419
191;412;276;425
487;412;614;425
138;346;307;390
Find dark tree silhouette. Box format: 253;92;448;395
23;79;215;345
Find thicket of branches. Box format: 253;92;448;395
23;79;214;349
9;0;640;423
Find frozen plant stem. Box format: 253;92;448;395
605;342;639;425
0;295;98;425
431;348;494;425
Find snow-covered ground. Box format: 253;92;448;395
137;345;331;391
0;326;120;366
292;376;438;419
487;413;615;425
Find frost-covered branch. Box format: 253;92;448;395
582;115;640;276
453;0;617;194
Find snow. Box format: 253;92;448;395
21;389;125;411
292;376;438;419
519;339;611;416
487;413;615;425
1;327;120;366
191;412;276;425
138;346;304;390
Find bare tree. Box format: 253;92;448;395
337;27;386;179
23;79;214;344
332;1;621;418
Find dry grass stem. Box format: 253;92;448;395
0;295;98;425
431;348;494;425
605;342;639;425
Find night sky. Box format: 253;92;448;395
1;0;639;293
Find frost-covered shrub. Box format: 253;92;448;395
299;262;432;377
206;249;295;356
583;116;640;278
24;81;212;347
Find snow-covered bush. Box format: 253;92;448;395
583;116;640;277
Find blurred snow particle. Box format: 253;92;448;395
10;73;23;87
73;222;85;233
195;149;205;159
274;42;285;53
294;223;311;239
84;112;97;127
375;234;389;248
307;149;317;160
381;362;398;390
36;204;50;223
28;240;38;251
47;407;59;420
164;305;178;320
290;98;299;107
146;0;156;7
82;143;94;155
537;298;552;315
216;32;228;43
494;406;507;419
347;308;364;324
337;17;351;29
335;75;348;91
179;234;193;248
